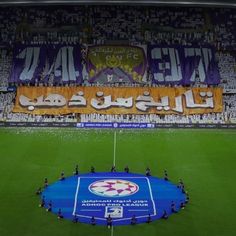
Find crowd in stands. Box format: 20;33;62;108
80;113;226;124
211;9;236;50
0;6;234;47
0;49;11;88
217;52;236;90
0;6;209;45
0;5;235;124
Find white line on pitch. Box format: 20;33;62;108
113;131;117;166
146;177;157;215
128;209;149;212
111;131;116;236
78;177;146;179
111;226;114;236
72;177;80;215
80;209;102;212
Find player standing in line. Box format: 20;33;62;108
178;179;184;188
161;210;168;219
73;215;78;223
180;202;186;209
146;167;151;176
46;201;52;212
60;171;65;181
107;215;112;228
39;196;45;207
111;165;116;172
124;165;129;173
57;209;63;219
74;164;79;175
185;192;190;204
146;214;152;223
178;179;186;193
164;170;169;181
131;215;137;225
35;187;42;195
44;178;48;188
91;166;95;173
91;216;96;225
171;201;177;213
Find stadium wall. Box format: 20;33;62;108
0;122;236;129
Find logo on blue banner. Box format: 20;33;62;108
105;206;123;218
89;179;139;197
73;175;156;224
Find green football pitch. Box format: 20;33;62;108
0;128;236;236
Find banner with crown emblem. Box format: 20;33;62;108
87;45;147;84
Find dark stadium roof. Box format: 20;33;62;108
0;0;235;7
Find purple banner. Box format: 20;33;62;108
10;44;83;84
44;44;83;84
148;45;220;85
87;45;147;84
10;44;46;84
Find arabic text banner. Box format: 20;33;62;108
13;86;223;115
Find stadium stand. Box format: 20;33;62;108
0;6;235;124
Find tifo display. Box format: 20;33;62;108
0;5;235;124
10;44;219;85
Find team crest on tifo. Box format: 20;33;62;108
40;172;187;225
89;179;139;197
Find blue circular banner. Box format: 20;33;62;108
41;172;186;225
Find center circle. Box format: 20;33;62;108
41;172;187;225
88;179;139;197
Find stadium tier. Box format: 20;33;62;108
0;5;235;125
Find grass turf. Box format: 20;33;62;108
0;128;236;236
